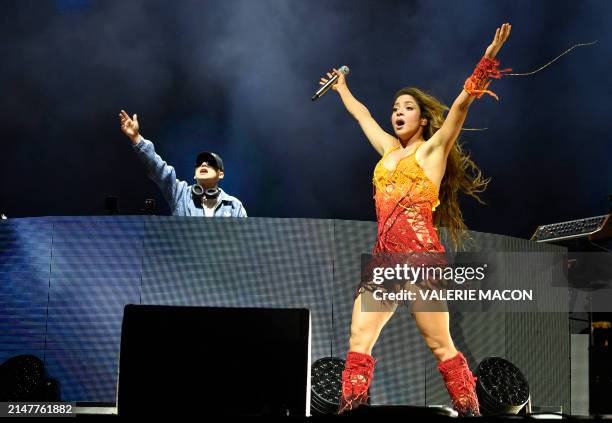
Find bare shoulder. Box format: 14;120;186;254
423;131;450;153
415;139;447;182
416;138;436;158
381;138;401;156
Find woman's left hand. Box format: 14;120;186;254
484;23;511;59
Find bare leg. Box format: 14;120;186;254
338;291;397;414
348;291;398;354
413;310;458;361
414;308;480;416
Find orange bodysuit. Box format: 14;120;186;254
372;141;445;254
357;141;447;299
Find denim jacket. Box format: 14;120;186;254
133;138;247;217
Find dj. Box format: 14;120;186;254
119;110;247;217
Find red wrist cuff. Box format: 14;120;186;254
464;56;512;100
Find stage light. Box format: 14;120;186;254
476;356;530;415
310;357;346;415
0;355;45;401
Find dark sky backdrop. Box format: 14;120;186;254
1;0;610;239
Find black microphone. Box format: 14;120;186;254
311;65;350;101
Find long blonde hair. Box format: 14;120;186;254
393;87;490;249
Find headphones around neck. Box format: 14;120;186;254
192;184;220;200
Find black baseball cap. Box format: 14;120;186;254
195;152;224;171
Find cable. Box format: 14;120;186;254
506;41;598;77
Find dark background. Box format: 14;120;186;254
1;0;610;239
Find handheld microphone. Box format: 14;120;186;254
311;65;350;101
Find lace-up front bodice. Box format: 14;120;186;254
372;141;444;253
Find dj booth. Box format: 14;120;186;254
0;216;570;412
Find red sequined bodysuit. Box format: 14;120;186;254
372;141;444;254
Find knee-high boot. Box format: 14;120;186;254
437;351;480;416
337;351;376;414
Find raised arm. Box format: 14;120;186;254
119;110;187;209
321;69;397;156
429;23;512;156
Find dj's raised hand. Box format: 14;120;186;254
119;110;141;145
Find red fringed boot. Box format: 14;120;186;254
438;352;480;416
337;351;376;414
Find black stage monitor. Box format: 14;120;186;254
117;305;311;416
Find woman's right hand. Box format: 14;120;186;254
119;110;141;144
319;68;346;92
